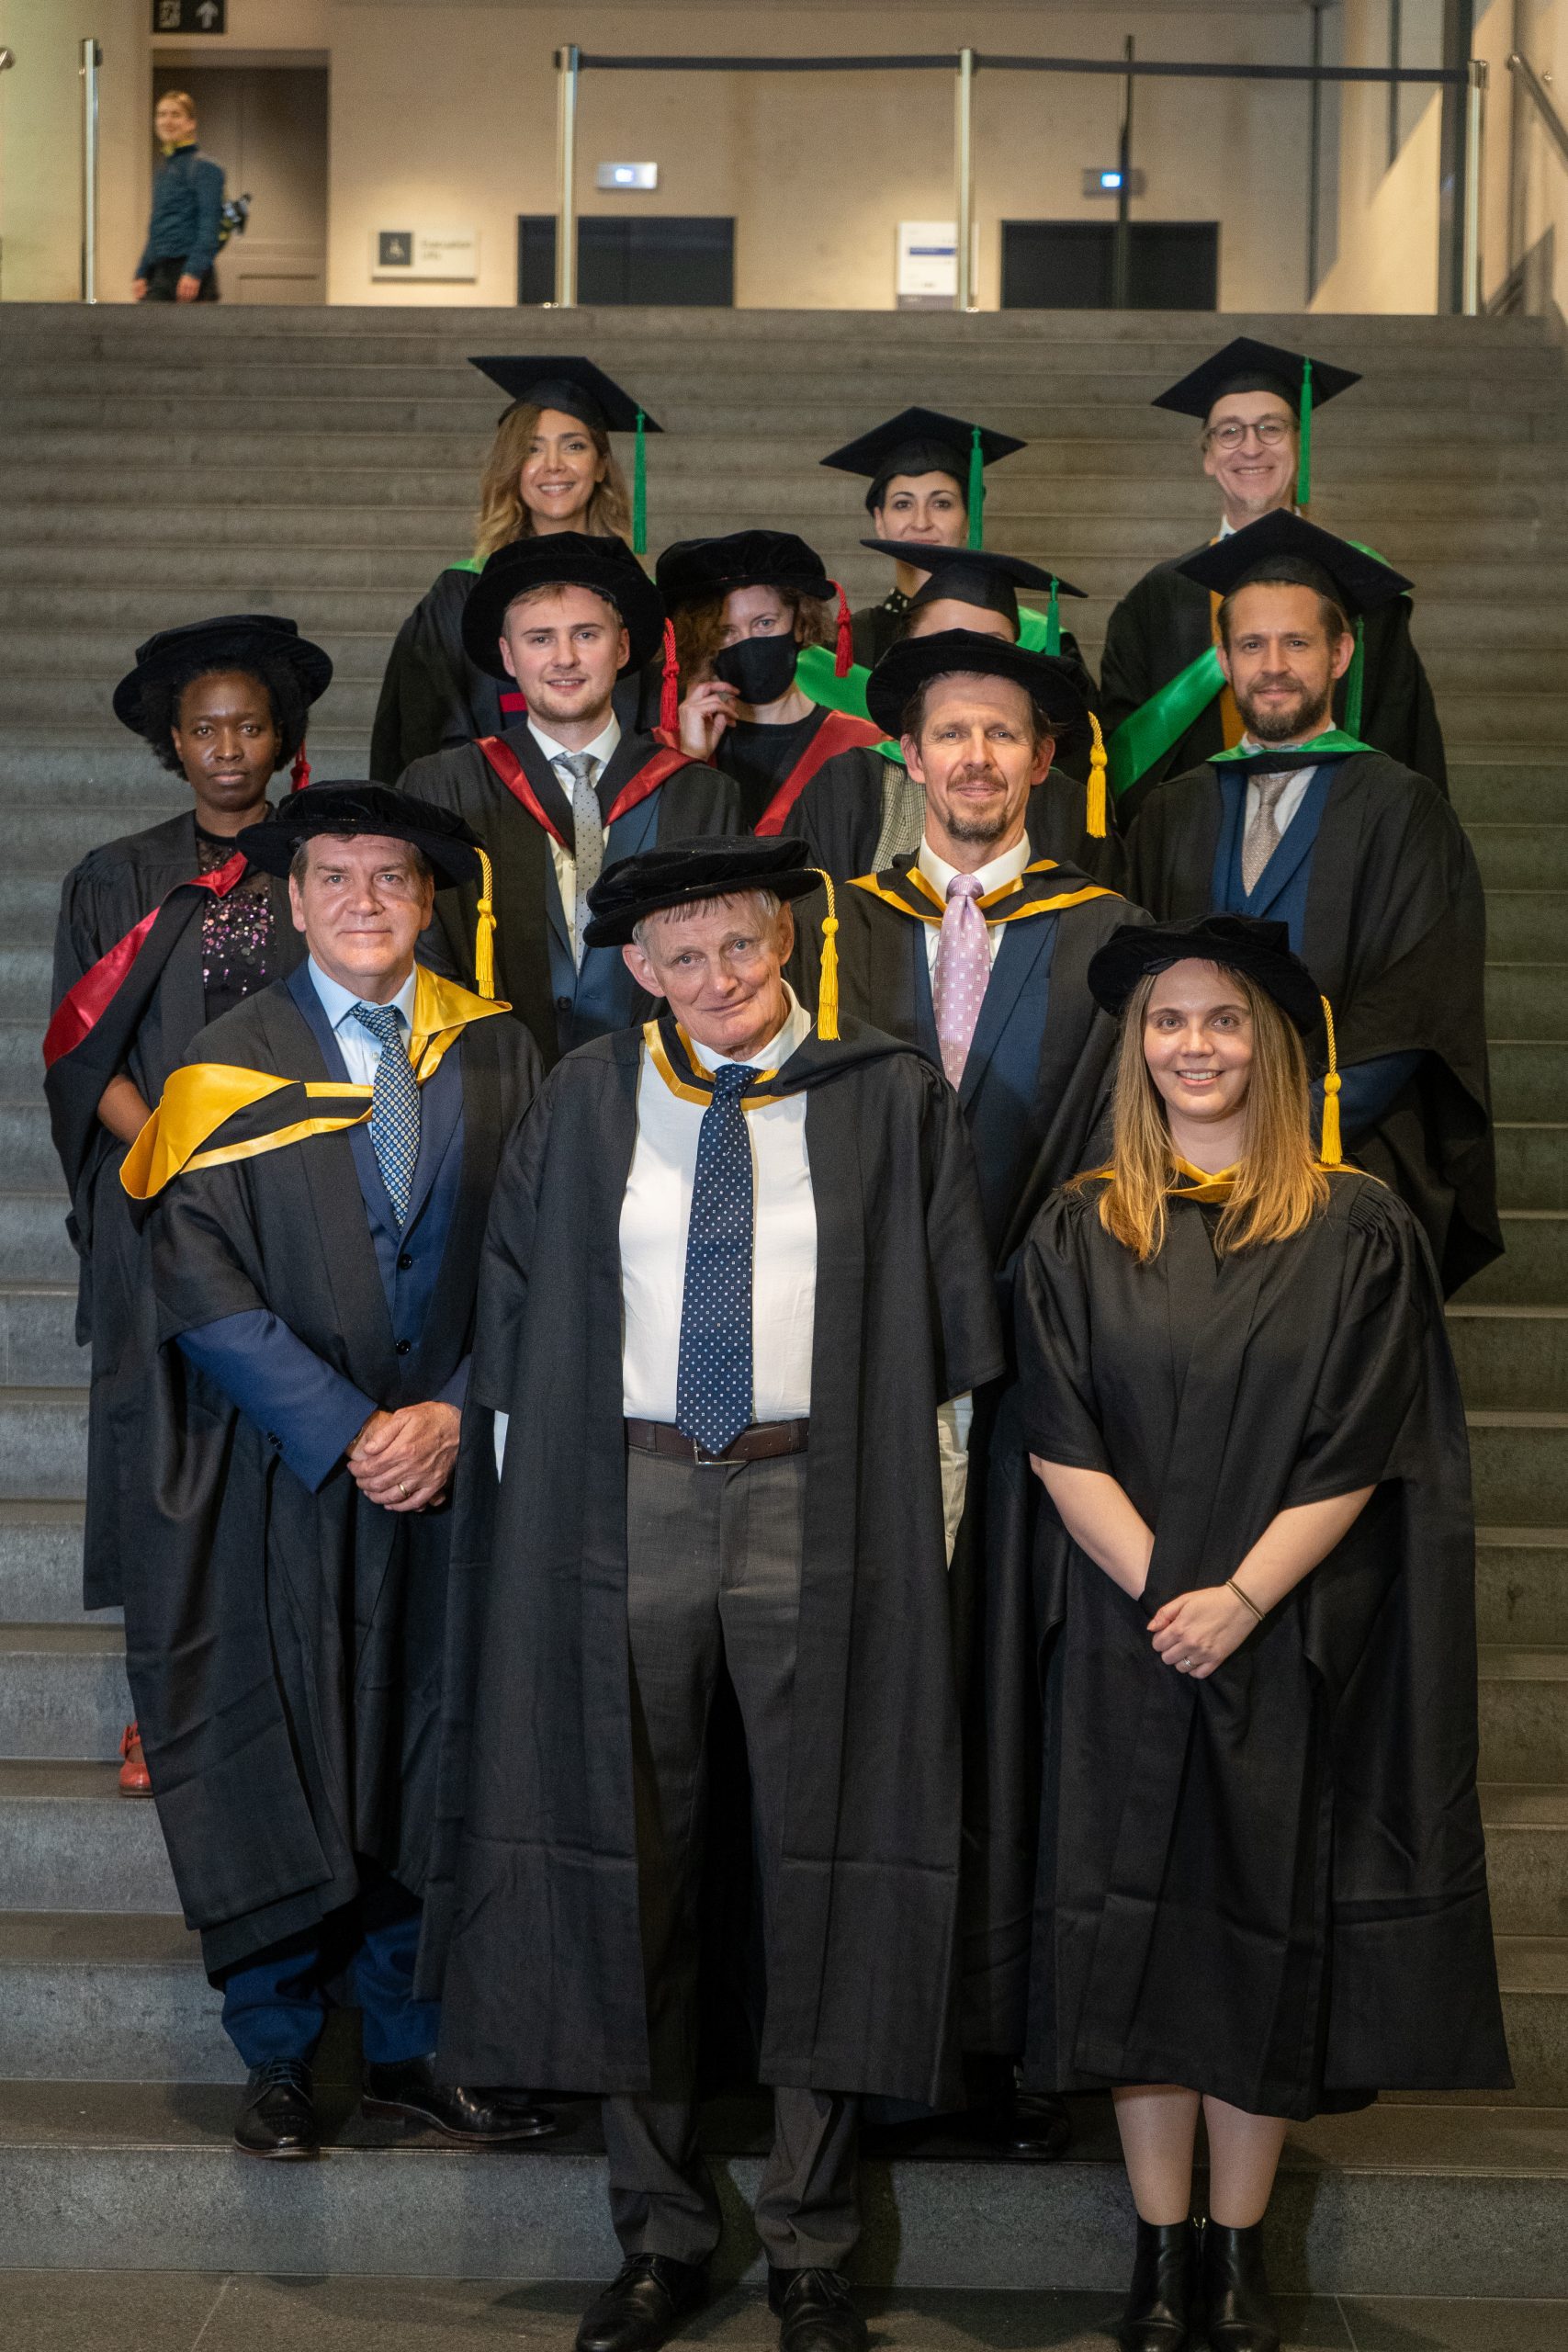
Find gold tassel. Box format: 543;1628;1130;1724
1087;711;1108;841
813;870;840;1042
1319;992;1342;1166
474;849;497;1001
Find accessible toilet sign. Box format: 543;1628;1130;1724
371;227;480;282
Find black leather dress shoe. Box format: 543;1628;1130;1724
575;2254;708;2352
768;2267;868;2352
233;2058;319;2159
1115;2217;1198;2350
976;2089;1072;2161
360;2053;557;2142
1201;2221;1280;2352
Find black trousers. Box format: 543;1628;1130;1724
604;1443;860;2272
143;255;219;301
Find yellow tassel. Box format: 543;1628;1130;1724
474;849;497;1001
1319;992;1342;1166
1087;711;1108;841
813;870;840;1042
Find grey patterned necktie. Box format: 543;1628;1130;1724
350;1001;420;1226
1241;772;1292;897
555;751;603;967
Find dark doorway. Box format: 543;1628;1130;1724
1000;220;1219;310
516;216;735;306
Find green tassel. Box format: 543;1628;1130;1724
1296;356;1314;510
633;410;648;557
1045;577;1061;656
1344;616;1365;736
966;424;984;549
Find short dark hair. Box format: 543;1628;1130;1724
900;671;1055;749
288;833;435;886
140;651;310;779
1216;559;1351;650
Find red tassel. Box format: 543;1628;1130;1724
659;618;680;740
289;742;310;791
833;582;853;678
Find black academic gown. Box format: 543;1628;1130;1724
979;1173;1510;2119
1100;548;1448;820
715;704;888;835
125;979;540;1976
850;597;908;673
795;860;1142;1269
397;724;742;1065
47;810;303;1609
784;751;1125;892
369;564;659;783
421;1015;1005;2107
1125;751;1497;1294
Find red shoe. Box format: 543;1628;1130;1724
118;1722;152;1798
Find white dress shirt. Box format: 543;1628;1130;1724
915;834;1032;977
308;959;417;1081
527;710;622;958
620;985;818;1423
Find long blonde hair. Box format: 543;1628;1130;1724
1082;966;1330;1261
473;402;631;563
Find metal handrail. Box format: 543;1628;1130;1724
1508;50;1568;171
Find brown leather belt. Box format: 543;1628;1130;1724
626;1417;809;1465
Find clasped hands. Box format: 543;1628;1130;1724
345;1400;460;1513
1147;1582;1257;1680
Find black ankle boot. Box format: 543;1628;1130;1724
1201;2221;1280;2352
1115;2217;1197;2350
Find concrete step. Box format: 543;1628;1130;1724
0;1914;234;2084
0;2078;1562;2293
0;1762;176;1911
2;1105;82;1192
1470;1415;1568;1525
1491;1045;1568;1125
0;1193;76;1286
0;1388;88;1502
1472;825;1568;892
0;1503;97;1624
1495;1125;1568;1211
1485;895;1568;962
1494;1936;1568;2105
1448;1306;1568;1410
1476;1529;1568;1647
1487;966;1568;1039
0;1283;85;1387
1482;1786;1568;1936
1478;1646;1568;1781
1452;763;1568;825
1462;1215;1568;1305
0;1624;129;1762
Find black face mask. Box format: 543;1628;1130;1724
713;632;798;707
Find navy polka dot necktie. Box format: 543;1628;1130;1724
350;1001;421;1226
676;1062;758;1456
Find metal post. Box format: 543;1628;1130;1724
954;48;976;312
1111;36;1134;310
1388;0;1404;167
80;38;100;305
1463;56;1488;313
1307;3;1325;299
554;44;580;309
1439;0;1476;312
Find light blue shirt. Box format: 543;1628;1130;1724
308;958;418;1083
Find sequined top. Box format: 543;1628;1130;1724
195;824;279;1023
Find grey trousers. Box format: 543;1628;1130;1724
603;1444;861;2272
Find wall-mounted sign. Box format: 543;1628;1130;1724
371;227;479;282
897;220;956;310
596;163;659;191
1081;166;1147;198
152;0;226;31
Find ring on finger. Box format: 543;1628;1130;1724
398;1480;409;1499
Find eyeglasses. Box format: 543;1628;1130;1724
1203;417;1294;452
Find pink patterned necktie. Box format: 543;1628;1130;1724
931;873;990;1088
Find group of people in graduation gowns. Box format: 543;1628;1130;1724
48;332;1511;2352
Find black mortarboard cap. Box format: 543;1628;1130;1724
862;539;1086;630
460;532;665;678
467;355;660;436
1088;912;1325;1037
1176;510;1411;621
582;834;824;949
113;614;333;735
656;530;834;612
239;782;485;892
820;405;1025;541
864;627;1087;741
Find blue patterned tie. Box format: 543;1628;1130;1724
350;1001;421;1226
675;1062;758;1455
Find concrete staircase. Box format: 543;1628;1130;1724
0;302;1563;2290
